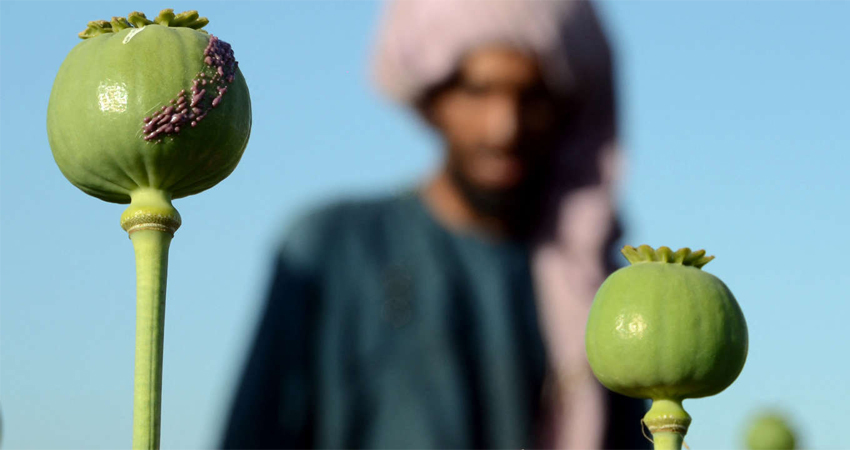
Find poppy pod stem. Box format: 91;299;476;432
121;188;181;449
643;398;692;450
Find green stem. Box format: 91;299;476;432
130;229;171;449
652;431;685;450
122;189;181;450
643;398;692;450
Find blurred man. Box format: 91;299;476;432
222;1;647;448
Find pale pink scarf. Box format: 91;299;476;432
371;1;621;448
532;143;621;449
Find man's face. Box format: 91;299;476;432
424;46;566;216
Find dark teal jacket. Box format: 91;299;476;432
222;192;647;449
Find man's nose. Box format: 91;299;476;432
484;96;520;152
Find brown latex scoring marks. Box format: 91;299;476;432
142;35;238;142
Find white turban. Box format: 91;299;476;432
371;0;613;104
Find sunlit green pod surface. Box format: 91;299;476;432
586;245;748;400
47;10;251;204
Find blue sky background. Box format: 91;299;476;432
1;1;848;448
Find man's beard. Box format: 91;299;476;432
448;162;546;232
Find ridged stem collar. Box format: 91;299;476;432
120;188;181;236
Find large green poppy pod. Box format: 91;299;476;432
45;10;251;449
47;9;251;210
585;245;748;450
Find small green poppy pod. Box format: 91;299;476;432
745;412;797;450
585;245;748;449
47;9;251;233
